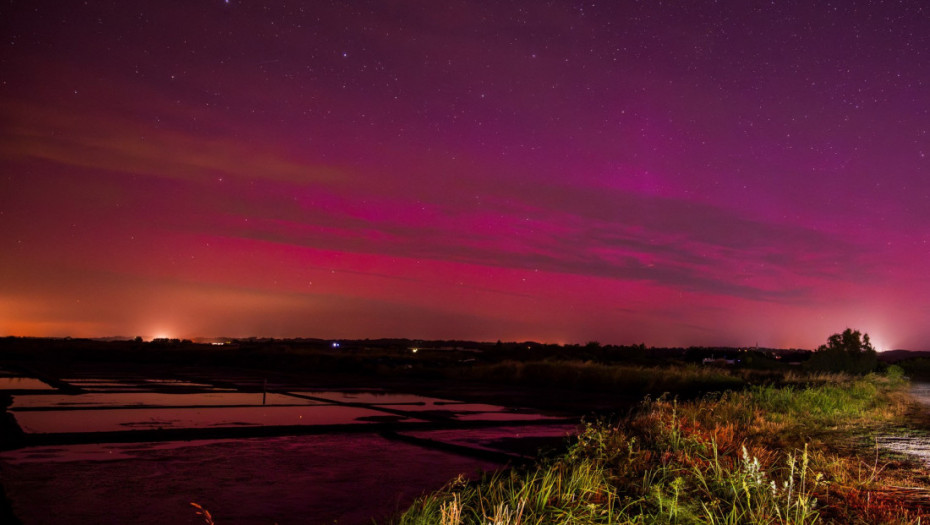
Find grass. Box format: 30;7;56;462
389;371;928;524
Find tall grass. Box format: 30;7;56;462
390;373;926;524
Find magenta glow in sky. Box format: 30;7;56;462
2;1;929;349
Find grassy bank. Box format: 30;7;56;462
391;371;928;524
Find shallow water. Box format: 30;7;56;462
11;391;323;409
14;404;427;433
0;377;56;390
1;372;576;524
59;377;220;391
876;434;930;466
1;434;500;525
452;411;565;421
876;382;930;466
909;382;930;404
10;388;559;434
289;390;464;405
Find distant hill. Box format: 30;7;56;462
878;349;930;362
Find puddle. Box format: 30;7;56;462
910;383;930;404
12;405;427;433
11;392;323;410
876;434;930;466
0;377;56;391
876;383;930;466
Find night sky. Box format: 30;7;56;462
2;1;929;349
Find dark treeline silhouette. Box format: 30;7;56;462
806;328;879;374
2;330;909;377
0;335;809;370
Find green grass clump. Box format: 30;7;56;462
390;373;925;524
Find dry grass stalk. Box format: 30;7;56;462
190;502;216;525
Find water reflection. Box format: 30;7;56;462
289;391;464;405
1;371;578;525
12;392;322;409
0;434;500;525
872;382;930;467
58;378;219;392
14;405;428;433
0;377;55;391
9;379;571;437
452;411;565;422
876;434;930;467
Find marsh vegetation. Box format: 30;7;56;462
391;371;930;524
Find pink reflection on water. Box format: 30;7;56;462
288;391;462;404
0;377;55;390
11;392;322;409
452;412;566;422
60;378;218;390
13;405;425;433
1;439;233;463
0;434;501;525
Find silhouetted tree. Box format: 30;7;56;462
806;328;878;374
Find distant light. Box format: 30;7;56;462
332;341;340;348
411;348;418;353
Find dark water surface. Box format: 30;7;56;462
0;367;56;391
3;434;500;525
1;370;576;524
